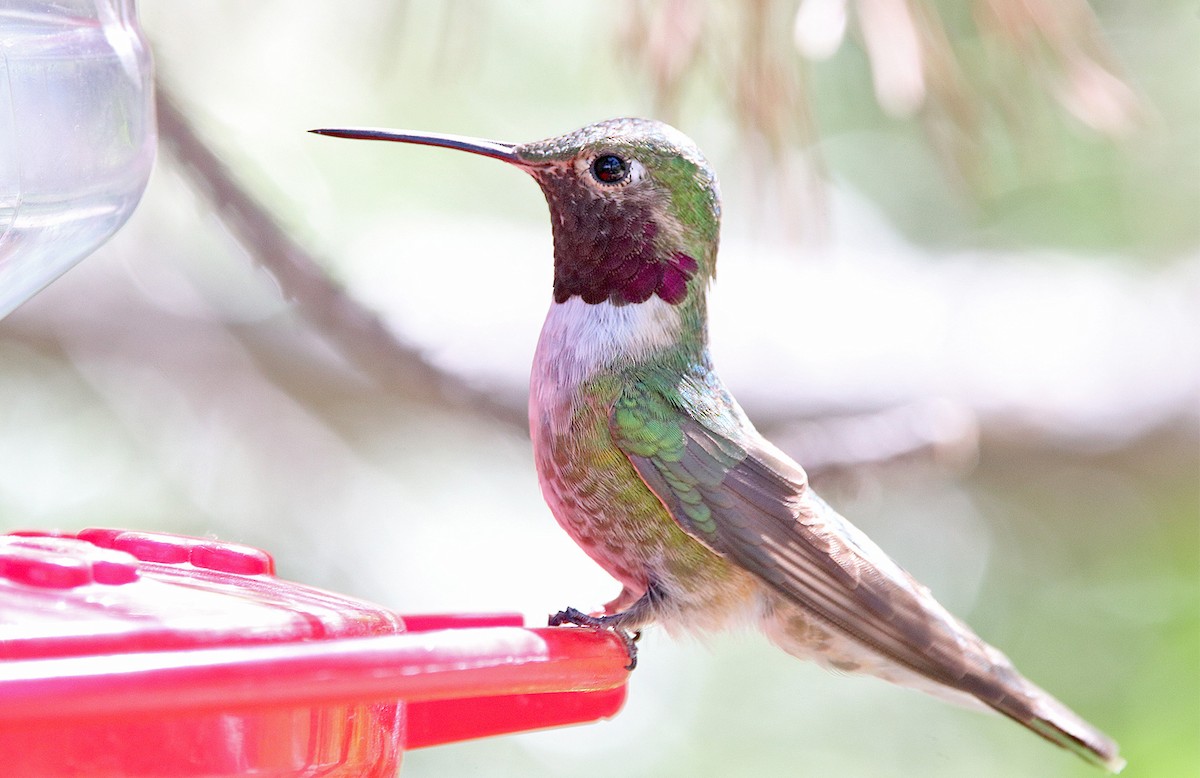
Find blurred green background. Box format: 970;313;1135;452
2;2;1197;776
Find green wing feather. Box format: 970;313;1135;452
610;372;952;675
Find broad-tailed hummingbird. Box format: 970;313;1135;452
312;118;1123;772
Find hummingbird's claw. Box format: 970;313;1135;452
549;606;640;670
616;630;639;671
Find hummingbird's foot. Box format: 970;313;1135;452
549;606;641;670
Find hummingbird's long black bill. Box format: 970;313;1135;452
309;127;520;163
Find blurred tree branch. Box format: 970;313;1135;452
156;85;528;432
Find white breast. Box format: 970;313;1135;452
529;296;682;435
532;297;681;386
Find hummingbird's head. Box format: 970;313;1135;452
514;118;720;308
311;118;721;311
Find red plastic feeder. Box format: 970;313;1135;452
0;529;630;776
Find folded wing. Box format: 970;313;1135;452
609;369;1122;772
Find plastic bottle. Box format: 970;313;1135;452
0;0;155;319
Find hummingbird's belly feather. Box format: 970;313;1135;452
529;390;760;630
530;298;758;627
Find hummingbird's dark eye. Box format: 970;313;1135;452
591;154;629;184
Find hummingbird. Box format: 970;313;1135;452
311;118;1124;772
